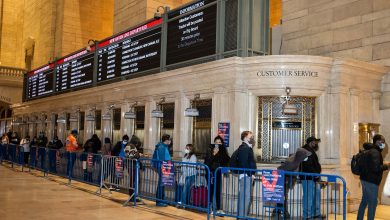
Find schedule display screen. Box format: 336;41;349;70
55;49;94;92
26;64;55;99
97;19;162;82
166;0;217;65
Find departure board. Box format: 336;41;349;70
26;64;55;99
97;19;162;82
166;0;217;65
55;49;94;92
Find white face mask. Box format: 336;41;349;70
122;141;128;145
379;143;386;150
303;157;308;162
184;149;190;154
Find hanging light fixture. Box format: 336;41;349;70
124;102;138;119
282;87;298;115
184;94;200;117
151;97;165;118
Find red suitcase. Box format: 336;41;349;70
190;186;208;208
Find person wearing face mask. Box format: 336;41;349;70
48;136;63;173
153;134;172;207
20;135;31;165
112;135;130;157
66;130;79;177
232;131;257;219
300;136;324;220
357;134;389;220
178;144;197;205
204;136;230;214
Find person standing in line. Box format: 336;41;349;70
102;137;112;155
66;129;79;177
20;135;31;165
357;134;389;220
300;136;324;219
153;134;171;207
204;136;230;214
1;133;9;145
231;131;257;219
179;144;197;205
83;134;102;154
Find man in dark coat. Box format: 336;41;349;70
300;136;324;219
357;134;389;220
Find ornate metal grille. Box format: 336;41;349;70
192;99;212;158
258;96;316;162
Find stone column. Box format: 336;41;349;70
121;103;135;137
173;94;192;158
57;112;67;143
349;89;360;156
372;92;381;124
84;107;96;142
46;113;56;141
102;106;113;145
212;87;230;150
144;100;159;155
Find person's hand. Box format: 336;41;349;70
213;147;219;156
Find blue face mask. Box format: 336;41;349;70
379;143;386;150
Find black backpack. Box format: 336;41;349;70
351;150;368;175
229;148;239;168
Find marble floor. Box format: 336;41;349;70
1;164;390;220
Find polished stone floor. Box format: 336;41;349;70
1;164;390;220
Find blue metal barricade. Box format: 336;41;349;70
99;156;139;206
213;167;347;220
13;145;25;168
138;158;211;218
0;144;3;162
29;146;48;173
70;152;102;186
46;148;68;178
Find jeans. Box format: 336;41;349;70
156;169;165;205
66;152;76;178
238;175;252;219
357;180;379;220
302;180;321;218
48;150;57;173
210;171;223;210
181;175;195;204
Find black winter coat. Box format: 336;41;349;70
204;147;230;173
300;144;321;181
360;146;388;185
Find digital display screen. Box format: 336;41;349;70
26;64;55;99
55;49;94;92
97;19;162;82
166;0;217;65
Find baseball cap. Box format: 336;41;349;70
306;136;320;144
71;129;78;135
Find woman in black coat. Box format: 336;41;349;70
204;136;230;214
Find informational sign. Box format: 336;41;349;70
166;0;217;65
272;121;302;129
97;19;162;82
87;154;93;171
161;161;175;186
218;122;230;147
26;64;55;99
262;170;285;204
55;49;94;92
56;150;60;166
115;157;124;178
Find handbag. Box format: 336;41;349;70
383;173;390;197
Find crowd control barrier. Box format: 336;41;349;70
99;156;139;206
0;144;25;170
212;167;347;220
138;158;211;219
29;146;48;173
46;148;69;178
70;152;102;186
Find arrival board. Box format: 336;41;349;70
55;49;94;92
166;0;217;65
26;64;55;99
97;19;162;82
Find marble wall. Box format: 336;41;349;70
12;55;390;209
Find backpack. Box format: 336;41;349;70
351;150;368;175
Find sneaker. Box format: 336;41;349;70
217;210;226;215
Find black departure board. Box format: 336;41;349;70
97;19;162;82
26;64;55;99
55;49;94;92
166;0;217;65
